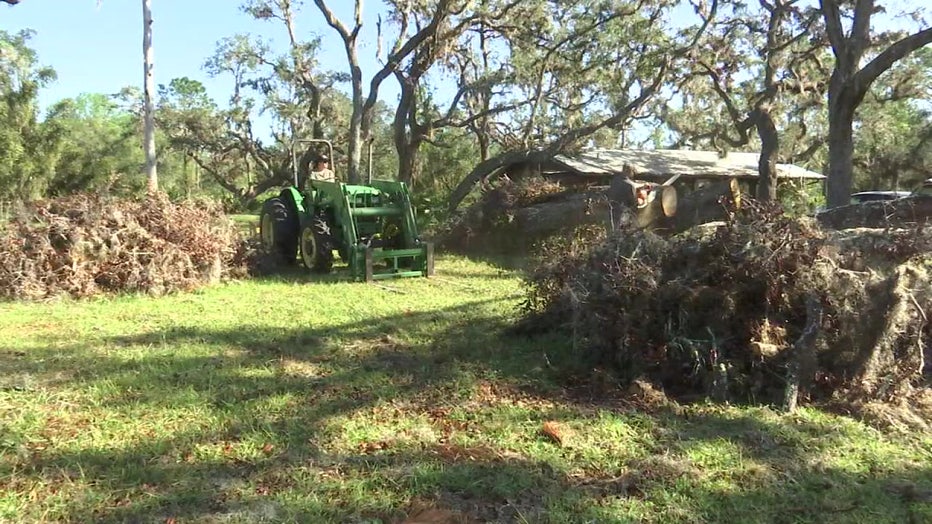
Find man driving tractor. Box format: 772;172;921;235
309;153;335;183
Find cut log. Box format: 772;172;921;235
606;176;679;232
816;196;932;230
509;181;677;239
670;179;742;234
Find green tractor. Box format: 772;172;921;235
259;139;434;282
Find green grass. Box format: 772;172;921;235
1;256;930;523
227;214;259;237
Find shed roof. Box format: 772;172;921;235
550;149;825;180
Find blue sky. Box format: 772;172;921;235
2;0;928;141
0;0;398;133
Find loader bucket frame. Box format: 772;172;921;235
289;179;433;282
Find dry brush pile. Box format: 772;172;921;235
0;193;257;300
521;201;932;409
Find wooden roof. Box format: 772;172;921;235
549;149;825;180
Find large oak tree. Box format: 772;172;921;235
447;0;718;211
820;0;932;208
664;0;825;201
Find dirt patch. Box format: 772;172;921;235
398;503;478;524
424;443;525;464
521;200;932;408
571;455;704;500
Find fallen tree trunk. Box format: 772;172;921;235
510;181;680;239
670;179;742;234
442;174;746;254
447;149;553;213
817;196;932;230
511;191;614;236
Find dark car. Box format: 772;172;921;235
914;179;932;197
849;191;912;204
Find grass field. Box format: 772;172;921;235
227;214;260;237
1;256;931;523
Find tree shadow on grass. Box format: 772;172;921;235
2;298;564;522
32;425;929;523
453;251;531;272
3;299;931;523
246;257;522;284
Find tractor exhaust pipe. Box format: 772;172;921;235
368;138;374;185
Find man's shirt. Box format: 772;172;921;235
310;168;335;183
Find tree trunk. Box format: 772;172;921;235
755;108;779;201
826;102;856;208
142;0;158;193
396;145;418;187
819;1;932;208
477;13;492;163
870;166;880;191
183;150;190;199
478;133;490;162
512;191;614;236
393;73;420;186
347;108;363;184
345;35;365;185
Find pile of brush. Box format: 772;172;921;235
0;193;244;300
521;200;932;408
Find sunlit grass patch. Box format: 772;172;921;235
1;255;930;523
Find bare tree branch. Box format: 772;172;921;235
851;27;932;101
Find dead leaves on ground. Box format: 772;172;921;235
540;420;566;446
399;502;478;524
426;443;525;464
359;440;393;454
400;509;470;524
470;380;555;410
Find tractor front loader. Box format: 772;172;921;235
259;140;434;282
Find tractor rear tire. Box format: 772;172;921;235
259;197;299;264
300;214;334;273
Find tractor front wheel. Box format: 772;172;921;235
259;197;298;264
300;215;334;273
